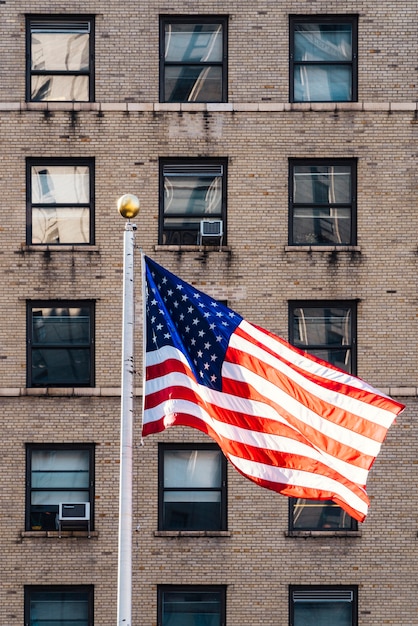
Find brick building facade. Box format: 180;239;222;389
0;1;417;625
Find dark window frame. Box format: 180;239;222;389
288;498;358;532
289;585;358;626
25;443;95;532
26;14;95;103
288;300;357;374
24;585;94;626
27;300;95;388
26;157;95;246
289;14;358;103
288;158;357;246
158;442;227;531
159;157;227;246
158;585;226;626
159;15;228;103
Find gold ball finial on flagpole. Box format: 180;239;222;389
118;193;140;219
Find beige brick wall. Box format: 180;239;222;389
2;1;418;102
0;1;417;625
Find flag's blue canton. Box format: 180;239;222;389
145;256;242;391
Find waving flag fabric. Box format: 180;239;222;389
142;256;405;522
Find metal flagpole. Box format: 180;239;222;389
117;194;140;626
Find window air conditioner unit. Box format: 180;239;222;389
58;502;90;522
199;219;223;248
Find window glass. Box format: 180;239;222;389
291;587;357;626
290;17;357;102
291;498;356;530
161;18;227;102
160;445;226;531
32;165;90;204
290;160;356;246
165;24;223;63
161;161;225;245
294;64;351;102
27;447;93;531
293;165;351;204
28;160;93;245
31;28;90;71
290;304;354;373
294;24;352;62
28;19;93;101
160;588;224;626
31;75;90;102
28;303;94;387
164;65;222;102
26;587;92;626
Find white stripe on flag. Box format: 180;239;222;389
228;453;369;518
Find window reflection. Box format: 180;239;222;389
292;498;356;530
290;162;355;246
30;162;92;245
28;19;92;101
162;448;223;531
31;74;89;102
162;20;226;102
29;303;94;387
292;305;353;373
161;162;225;245
26;588;92;626
291;18;356;102
29;448;91;531
160;588;224;626
291;586;357;626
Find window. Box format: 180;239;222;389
288;301;356;374
27;301;95;387
159;443;227;531
158;586;226;626
26;16;94;102
160;16;228;102
288;301;357;531
289;159;356;246
290;586;358;626
25;586;94;626
27;158;94;245
289;498;357;531
159;159;227;245
290;15;358;103
26;444;94;531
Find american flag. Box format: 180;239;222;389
142;256;405;522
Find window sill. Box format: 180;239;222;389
21;530;98;539
154;530;231;538
17;245;100;253
154;245;231;253
285;530;361;538
284;245;361;253
0;387;143;397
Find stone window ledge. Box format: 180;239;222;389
17;245;100;253
0;387;142;397
285;530;362;538
2;102;417;113
154;530;231;538
21;530;98;539
154;245;231;253
284;245;361;253
1;386;415;397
